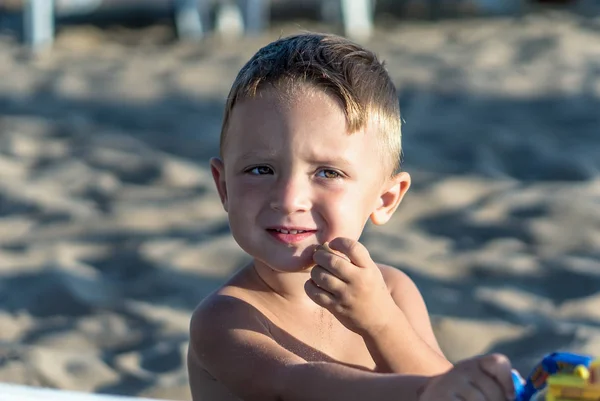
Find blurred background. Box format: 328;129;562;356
1;0;600;400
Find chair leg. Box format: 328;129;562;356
340;0;373;41
321;0;343;24
173;0;204;40
239;0;269;35
23;0;54;50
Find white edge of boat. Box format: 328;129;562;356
0;382;176;401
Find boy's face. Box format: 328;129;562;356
211;86;410;273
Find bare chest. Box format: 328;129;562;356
265;307;376;370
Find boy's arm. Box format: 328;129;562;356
188;294;430;401
363;265;453;375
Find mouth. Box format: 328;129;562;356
268;228;313;234
266;227;317;244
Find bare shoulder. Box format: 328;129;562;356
376;263;427;311
377;263;419;297
190;267;272;341
188;278;305;400
188;280;274;366
376;263;444;356
187;289;267;401
191;289;267;336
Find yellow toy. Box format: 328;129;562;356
544;360;600;401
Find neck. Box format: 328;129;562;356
251;260;318;306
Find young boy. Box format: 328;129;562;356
187;32;518;401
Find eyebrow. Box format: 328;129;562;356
236;150;278;162
307;155;353;168
234;151;354;169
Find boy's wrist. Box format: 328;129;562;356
359;303;405;372
360;303;450;375
360;299;404;340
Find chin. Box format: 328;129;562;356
234;235;319;272
256;254;315;274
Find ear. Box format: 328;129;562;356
210;157;229;212
370;172;411;226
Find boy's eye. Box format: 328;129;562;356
246;165;273;175
317;169;342;179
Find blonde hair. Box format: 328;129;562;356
220;32;403;175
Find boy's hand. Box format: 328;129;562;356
418;354;516;401
305;237;398;336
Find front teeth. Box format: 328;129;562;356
277;229;304;234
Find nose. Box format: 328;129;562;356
269;173;311;214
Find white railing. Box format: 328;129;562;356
0;382;175;401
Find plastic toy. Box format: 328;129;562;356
513;352;600;401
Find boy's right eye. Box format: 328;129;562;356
245;165;273;175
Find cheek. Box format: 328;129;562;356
318;187;364;222
323;184;378;219
227;178;267;204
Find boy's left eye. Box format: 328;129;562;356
316;169;342;179
245;165;273;175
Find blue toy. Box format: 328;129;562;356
512;352;595;401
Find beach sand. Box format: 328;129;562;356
0;8;600;400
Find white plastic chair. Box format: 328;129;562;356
340;0;374;41
22;0;375;50
23;0;54;50
225;0;374;41
22;0;205;49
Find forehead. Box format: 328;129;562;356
224;86;359;154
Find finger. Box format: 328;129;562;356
467;373;506;401
304;278;336;308
310;265;346;296
478;354;515;400
319;241;351;262
313;247;353;282
455;385;485;401
328;237;373;268
450;377;485;401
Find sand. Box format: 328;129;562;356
0;7;600;400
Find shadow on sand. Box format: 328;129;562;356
0;54;600;390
